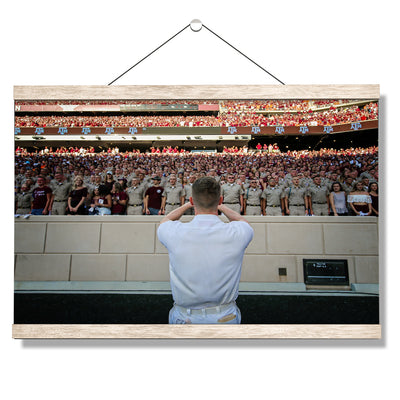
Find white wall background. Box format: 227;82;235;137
1;1;398;399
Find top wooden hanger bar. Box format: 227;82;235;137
14;84;379;100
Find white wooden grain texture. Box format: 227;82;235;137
12;324;381;339
14;84;379;100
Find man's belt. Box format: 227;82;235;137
166;202;179;206
247;204;260;206
267;205;280;207
128;204;142;207
53;200;67;202
312;201;327;204
174;301;236;315
290;204;304;207
223;202;239;204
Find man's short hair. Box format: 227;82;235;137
192;177;221;210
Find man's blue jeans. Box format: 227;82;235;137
31;208;44;215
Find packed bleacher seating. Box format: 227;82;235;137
15;100;219;106
14;145;378;217
14;98;379;217
15;101;378;128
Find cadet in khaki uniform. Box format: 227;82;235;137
276;171;287;189
15;184;33;214
221;175;244;214
161;175;185;215
183;174;196;215
238;173;250;190
326;173;340;191
300;171;313;189
207;169;220;184
137;171;150;192
284;176;308;216
126;177;145;215
262;178;284;216
120;169;132;187
342;177;354;195
307;176;330;216
319;171;330;188
87;175;103;195
49;173;72;215
244;180;263;216
15;167;26;189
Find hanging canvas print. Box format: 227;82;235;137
13;84;380;339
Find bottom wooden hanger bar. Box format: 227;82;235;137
12;324;381;339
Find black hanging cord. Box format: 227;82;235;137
202;24;285;85
108;24;190;85
107;22;285;85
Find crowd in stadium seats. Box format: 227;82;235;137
14;145;379;217
219;102;377;127
15;114;222;128
14;102;378;128
15;99;361;109
14;100;379;216
219;100;351;112
15;100;218;106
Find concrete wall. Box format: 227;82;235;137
14;216;379;287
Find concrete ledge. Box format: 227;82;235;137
323;223;378;254
351;283;379;295
70;254;126;281
15;254;71;281
127;254;170;281
14;281;379;297
267;223;324;254
15;223;46;253
100;223;156;253
14;280;172;293
354;256;379;283
246;223;267;254
14;215;379;285
12;281;308;294
242;255;297;282
14;215;378;223
46;223;101;253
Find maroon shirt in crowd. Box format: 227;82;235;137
111;191;128;214
145;186;164;209
32;186;52;209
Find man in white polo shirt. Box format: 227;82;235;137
157;177;254;324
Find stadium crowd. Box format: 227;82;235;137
220;99;354;112
15;99;366;110
14;145;379;217
14;101;378;128
15;100;218;106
